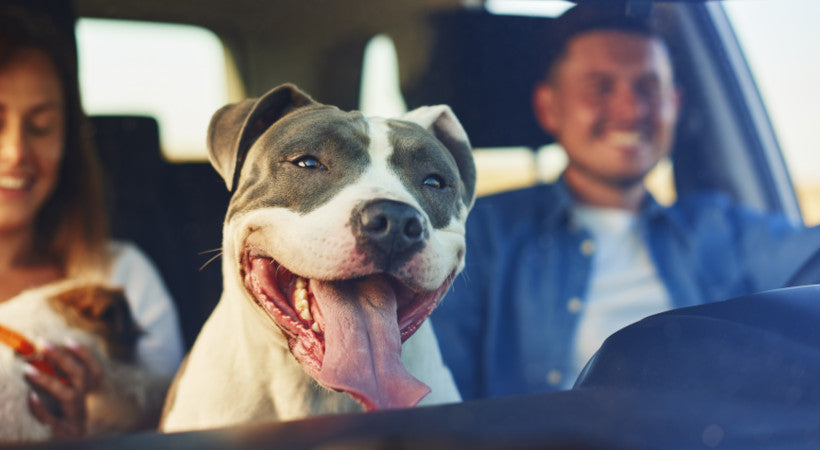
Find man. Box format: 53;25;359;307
431;3;820;401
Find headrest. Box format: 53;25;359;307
90;115;166;174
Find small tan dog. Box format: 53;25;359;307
0;281;163;443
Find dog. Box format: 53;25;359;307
160;83;476;431
0;280;162;442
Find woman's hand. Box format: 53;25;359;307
23;340;103;439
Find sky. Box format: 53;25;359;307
723;0;820;185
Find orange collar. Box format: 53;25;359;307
0;323;65;382
0;323;37;358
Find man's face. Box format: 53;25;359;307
533;31;679;191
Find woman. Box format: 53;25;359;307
0;7;184;438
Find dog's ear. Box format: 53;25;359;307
401;105;477;210
48;285;141;361
208;83;317;191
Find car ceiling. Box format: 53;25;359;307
74;0;463;102
74;0;462;35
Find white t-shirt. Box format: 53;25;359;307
107;241;184;377
568;206;673;386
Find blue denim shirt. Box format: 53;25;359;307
431;180;820;400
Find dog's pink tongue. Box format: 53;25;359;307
310;276;430;411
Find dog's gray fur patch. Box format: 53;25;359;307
387;120;464;229
227;106;370;220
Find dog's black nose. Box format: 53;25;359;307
356;200;426;258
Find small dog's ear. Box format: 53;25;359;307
401;105;477;210
49;285;141;361
208;83;316;191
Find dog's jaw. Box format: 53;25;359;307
241;249;455;411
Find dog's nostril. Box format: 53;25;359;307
358;200;426;256
362;213;389;234
404;217;422;240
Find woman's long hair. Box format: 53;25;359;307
0;7;110;278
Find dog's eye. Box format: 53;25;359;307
423;175;446;189
292;155;325;170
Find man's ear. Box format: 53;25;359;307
532;82;559;135
207;83;316;191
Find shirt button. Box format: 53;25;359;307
567;297;583;314
547;369;563;386
580;239;596;256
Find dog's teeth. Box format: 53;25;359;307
295;289;307;302
294;289;308;306
295;277;307;290
295;297;309;313
312;322;321;333
293;276;314;322
294;292;308;309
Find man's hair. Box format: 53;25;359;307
539;1;664;82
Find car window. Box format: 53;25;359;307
74;3;816;223
475;0;820;218
470;1;676;204
76;18;236;162
723;0;820;225
75;10;676;204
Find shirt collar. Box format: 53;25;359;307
541;177;576;227
542;175;684;232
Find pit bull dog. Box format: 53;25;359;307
0;281;159;442
160;84;476;431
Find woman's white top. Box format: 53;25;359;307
108;241;184;377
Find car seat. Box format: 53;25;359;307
91;115;228;348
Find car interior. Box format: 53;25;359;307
67;0;808;350
7;0;820;447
